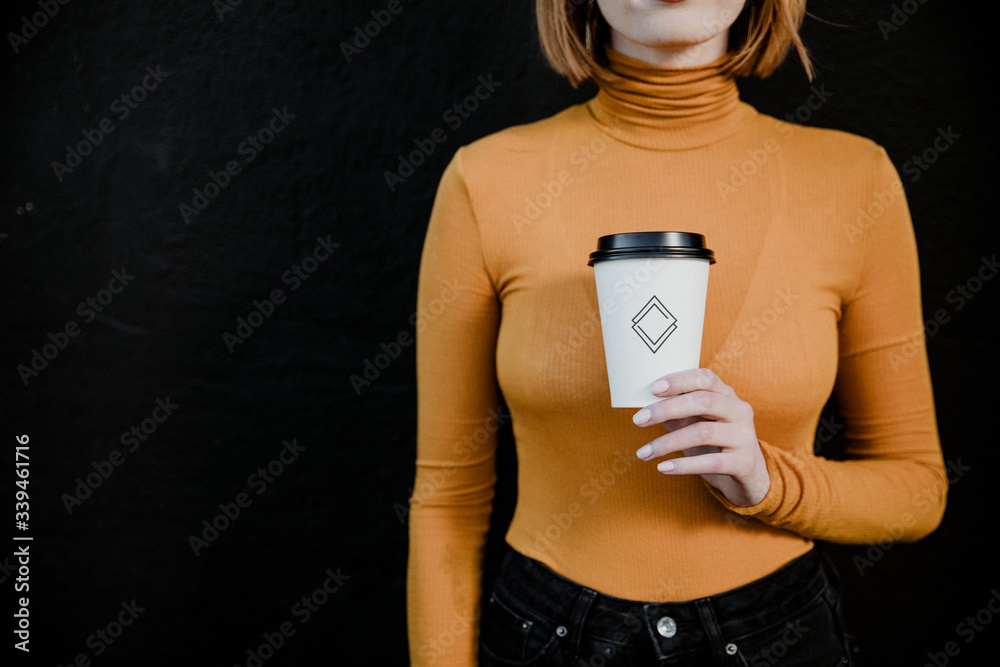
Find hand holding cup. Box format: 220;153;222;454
632;368;770;508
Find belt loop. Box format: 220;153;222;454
567;588;597;659
695;598;728;663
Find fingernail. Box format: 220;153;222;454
658;461;675;473
632;409;650;426
650;380;669;394
636;445;652;460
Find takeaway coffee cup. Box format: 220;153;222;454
587;232;715;408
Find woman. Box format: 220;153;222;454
408;0;948;664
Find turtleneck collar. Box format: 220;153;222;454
585;45;756;151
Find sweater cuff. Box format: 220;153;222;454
705;440;785;517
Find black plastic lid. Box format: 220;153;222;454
587;232;716;265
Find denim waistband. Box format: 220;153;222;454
492;546;833;657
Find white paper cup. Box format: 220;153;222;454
588;232;715;408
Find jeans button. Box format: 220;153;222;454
556;625;568;637
656;616;677;638
725;643;738;655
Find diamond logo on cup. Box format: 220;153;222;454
631;296;678;353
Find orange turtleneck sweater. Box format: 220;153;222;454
407;47;947;666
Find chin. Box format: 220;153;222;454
601;0;746;48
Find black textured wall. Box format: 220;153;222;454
1;1;995;665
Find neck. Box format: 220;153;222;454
585;45;755;151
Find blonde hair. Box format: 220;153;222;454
536;0;814;87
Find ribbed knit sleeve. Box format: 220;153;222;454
407;148;501;667
709;146;948;542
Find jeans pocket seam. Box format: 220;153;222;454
481;587;560;666
726;591;826;645
492;582;559;628
480;632;559;667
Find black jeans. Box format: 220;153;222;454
479;547;858;666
